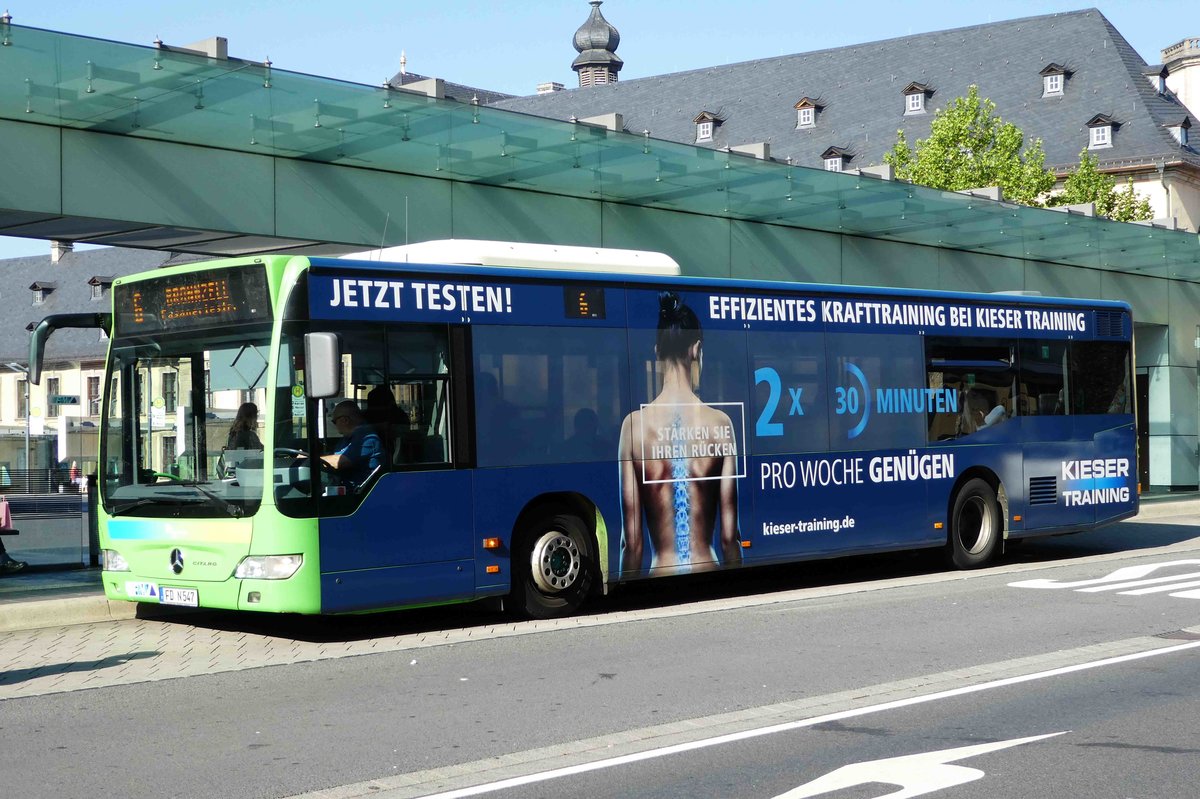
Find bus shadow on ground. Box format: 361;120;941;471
1008;520;1200;563
145;518;1200;644
0;650;158;686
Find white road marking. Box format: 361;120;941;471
1120;579;1200;596
406;640;1200;799
1009;560;1200;590
1010;560;1200;600
773;732;1065;799
1078;571;1200;592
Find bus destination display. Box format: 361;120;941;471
564;286;606;319
114;268;271;335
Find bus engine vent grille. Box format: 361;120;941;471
1029;476;1058;505
1094;311;1127;338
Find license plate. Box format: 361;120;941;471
160;586;199;607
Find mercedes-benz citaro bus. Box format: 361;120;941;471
30;240;1137;619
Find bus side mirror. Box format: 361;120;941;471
29;313;112;385
304;332;340;399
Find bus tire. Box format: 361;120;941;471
946;478;1001;569
511;512;594;619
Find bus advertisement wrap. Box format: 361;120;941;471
75;253;1135;619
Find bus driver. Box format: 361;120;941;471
619;291;742;576
321;400;384;485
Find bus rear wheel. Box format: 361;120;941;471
946;478;1001;569
512;512;594;619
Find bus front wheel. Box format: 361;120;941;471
512;512;594;619
947;478;1001;569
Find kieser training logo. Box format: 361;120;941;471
1060;458;1131;506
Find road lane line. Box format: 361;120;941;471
291;636;1200;799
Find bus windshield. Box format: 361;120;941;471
101;328;272;518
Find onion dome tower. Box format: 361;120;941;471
572;1;622;88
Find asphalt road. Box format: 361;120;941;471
3;512;1200;799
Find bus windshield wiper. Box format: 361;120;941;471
110;494;208;515
173;481;245;518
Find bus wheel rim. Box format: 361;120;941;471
530;531;581;594
959;495;995;555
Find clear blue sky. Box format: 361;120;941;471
1;0;1192;258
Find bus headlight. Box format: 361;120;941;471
102;549;130;572
234;555;303;580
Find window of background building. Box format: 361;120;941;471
797;107;814;128
162;372;177;411
905;92;925;113
696;120;713;141
87;375;101;415
1089;125;1111;149
1043;73;1063;96
46;377;60;418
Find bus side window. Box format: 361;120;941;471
926;337;1015;442
1069;341;1131;415
386;326;453;468
1021;339;1068;416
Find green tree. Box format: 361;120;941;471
884;85;1055;206
1108;178;1155;222
1048;149;1155;222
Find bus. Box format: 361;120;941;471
30;243;1137;619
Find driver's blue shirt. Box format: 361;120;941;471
334;424;384;483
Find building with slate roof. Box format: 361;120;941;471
495;7;1200;232
0;248;203;473
386;52;514;105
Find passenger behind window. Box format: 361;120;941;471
476;372;523;463
979;404;1007;429
558;407;607;461
958;390;1006;435
366;385;408;464
226;402;263;450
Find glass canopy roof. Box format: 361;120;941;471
2;21;1198;279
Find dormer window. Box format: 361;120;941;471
88;275;113;301
29;281;56;305
821;146;850;172
693;111;721;143
1040;63;1071;97
902;82;932;115
794;97;823;129
1149;66;1169;95
1087;114;1117;149
1166;117;1191;146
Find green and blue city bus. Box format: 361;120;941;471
31;243;1137;618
